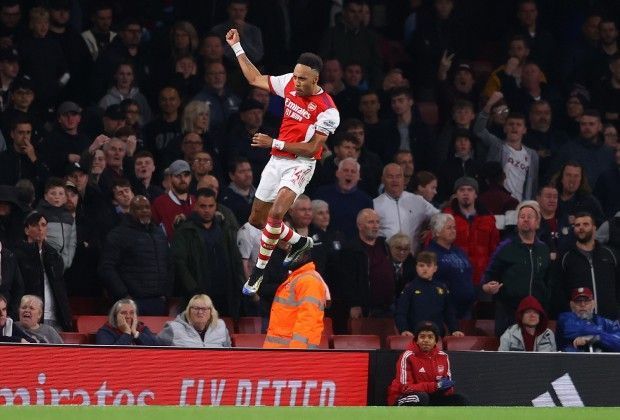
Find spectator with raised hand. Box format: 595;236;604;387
96;298;160;345
437;53;479;122
17;295;63;343
158;294;231;348
388;321;468;406
474;91;539;200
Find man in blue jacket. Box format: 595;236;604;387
556;287;620;352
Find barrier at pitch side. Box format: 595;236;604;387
0;345;368;406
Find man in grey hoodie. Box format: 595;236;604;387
474;91;539;200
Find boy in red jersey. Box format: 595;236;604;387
388;321;468;406
226;28;340;295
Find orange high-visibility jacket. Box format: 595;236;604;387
263;262;327;349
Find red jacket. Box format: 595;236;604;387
444;201;500;285
387;342;453;405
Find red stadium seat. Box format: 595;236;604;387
443;336;499;351
475;319;496;337
221;316;236;334
59;332;89;344
348;317;398;348
76;315;107;334
140;316;172;333
332;335;381;350
167;297;181;317
323;317;333;338
231;333;266;348
387;335;443;350
237;316;263;334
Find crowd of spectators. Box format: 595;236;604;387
0;0;620;353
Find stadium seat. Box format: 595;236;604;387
332;335;381;350
231;333;266;348
140;316;172;333
443;336;499;351
387;335;443;350
221;316;236;334
237;316;263;334
387;335;413;350
76;315;107;334
59;332;89;344
348;317;398;348
416;102;439;126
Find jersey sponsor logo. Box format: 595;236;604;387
284;97;311;121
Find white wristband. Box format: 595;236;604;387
272;139;285;150
231;42;244;57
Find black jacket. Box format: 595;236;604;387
0;246;23;318
395;276;458;337
339;236;391;310
555;243;620;320
98;216;173;301
14;241;72;331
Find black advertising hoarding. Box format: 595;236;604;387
372;350;620;406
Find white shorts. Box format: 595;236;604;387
255;156;316;203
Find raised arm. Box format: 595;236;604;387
226;29;269;91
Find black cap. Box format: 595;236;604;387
0;185;27;210
0;48;18;62
104;104;124;120
239;98;263;112
65;161;87;176
10;75;34;92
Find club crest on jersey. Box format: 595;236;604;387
437;365;445;374
436;287;444;295
308;102;317;111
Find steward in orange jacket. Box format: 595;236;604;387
263;260;329;349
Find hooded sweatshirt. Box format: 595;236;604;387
498;295;556;352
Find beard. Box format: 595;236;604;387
576;231;593;244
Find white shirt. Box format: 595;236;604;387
237;222;261;266
503;145;529;200
373;191;439;254
41;249;56;322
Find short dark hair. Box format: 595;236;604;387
119;17;141;31
297;52;323;73
334;132;359;148
452;99;474;113
8;114;32;132
195;188;216;200
44;177;65;193
111;178;132;191
509;34;530;48
24;211;45;227
91;1;112;15
414;321;440;341
393;149;414;164
413;171;437;190
389;86;413;100
452;128;472;142
573;211;595;226
228;156;250;175
582;109;602;120
416;251;437;265
0;293;6;306
340;118;364;132
134;150;154;161
506;112;526;123
537;184;557;196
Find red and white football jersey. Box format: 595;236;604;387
268;73;340;160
